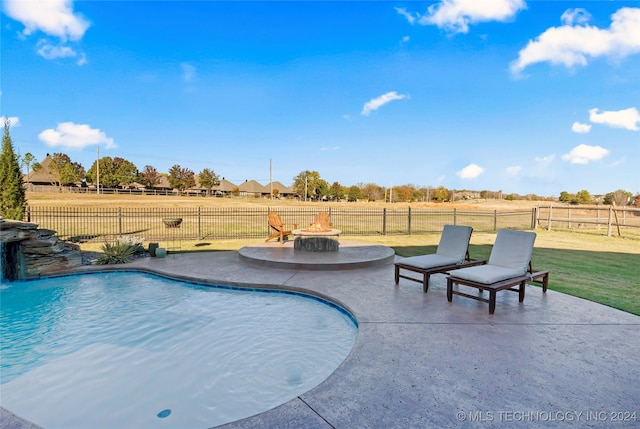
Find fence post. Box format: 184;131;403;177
547;206;552;231
533;207;538;229
453;208;457;226
407;207;412;235
118;207;123;236
494;210;497;231
198;206;202;239
607;206;613;237
382;208;387;236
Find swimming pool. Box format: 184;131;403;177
0;271;358;429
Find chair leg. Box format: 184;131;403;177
519;281;526;302
394;266;400;284
423;274;431;293
489;290;497;314
446;278;454;302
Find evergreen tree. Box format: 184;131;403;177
0;118;26;219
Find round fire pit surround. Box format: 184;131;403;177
292;229;341;252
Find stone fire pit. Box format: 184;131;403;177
292;228;341;252
293;212;339;252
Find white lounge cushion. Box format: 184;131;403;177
399;254;461;270
449;265;524;285
436;225;473;261
488;229;536;273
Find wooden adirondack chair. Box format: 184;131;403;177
266;212;298;244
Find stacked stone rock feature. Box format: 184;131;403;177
0;219;82;281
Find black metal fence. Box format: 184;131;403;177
23;206;537;242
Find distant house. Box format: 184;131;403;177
22;156;294;197
236;180;295;198
238;180;268;198
23;155;58;187
268;181;294;198
209;179;237;197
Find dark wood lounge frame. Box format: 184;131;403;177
395;252;486;293
446;262;549;314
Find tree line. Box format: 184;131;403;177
2;117;638;221
15;150;640;206
21;152;221;195
558;189;637;206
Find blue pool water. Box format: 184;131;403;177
0;272;358;429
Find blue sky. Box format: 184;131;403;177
2;0;639;196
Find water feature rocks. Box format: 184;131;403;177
0;218;82;281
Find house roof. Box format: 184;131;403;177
24;155;57;185
216;179;238;192
268;181;294;194
238;180;268;194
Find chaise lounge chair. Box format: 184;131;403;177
266;212;298;244
446;229;549;314
394;225;485;293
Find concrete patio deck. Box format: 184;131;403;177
2;242;639;428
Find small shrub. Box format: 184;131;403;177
95;241;137;265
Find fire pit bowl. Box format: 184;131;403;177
162;217;183;228
292;228;341;252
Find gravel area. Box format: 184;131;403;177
80;251;149;265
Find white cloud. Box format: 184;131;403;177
4;0;89;64
571;121;591;134
402;35;410;43
456;163;484;179
320;146;339;151
397;0;526;34
361;91;407;116
36;39;77;60
511;7;640;74
506;165;522;176
395;7;418;25
562;144;609;164
76;52;87;66
560;8;592;26
38;122;116;150
535;154;556;166
181;63;196;82
4;0;90;41
589;107;640;131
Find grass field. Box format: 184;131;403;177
26;192;640;316
25;191;546;209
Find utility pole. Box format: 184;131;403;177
96;146;100;195
270;159;273;199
